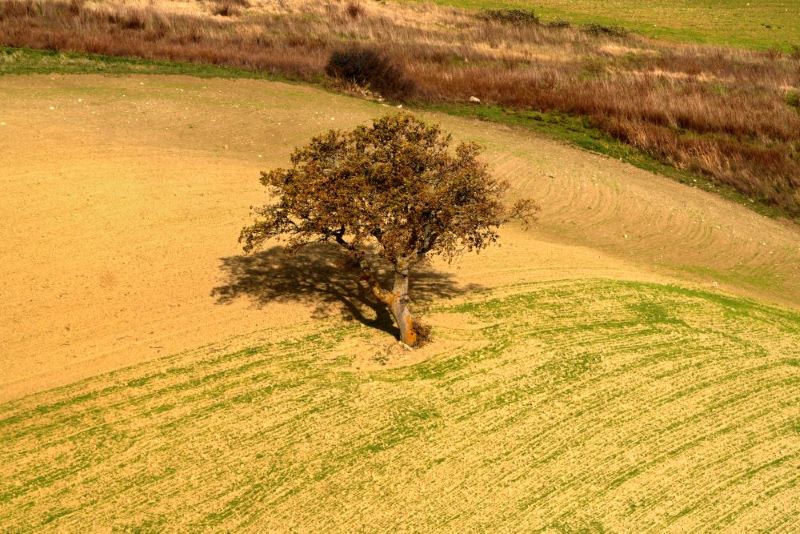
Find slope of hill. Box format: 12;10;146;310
2;73;799;396
414;0;800;49
1;73;799;531
3;0;800;218
2;278;799;530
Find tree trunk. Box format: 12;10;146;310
371;270;418;347
390;271;418;347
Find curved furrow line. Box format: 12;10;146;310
0;327;339;443
3;376;352;532
667;458;800;531
2;280;799;529
0;338;338;498
484;376;799;526
687;459;800;531
416;332;796;524
612;391;800;529
754;497;800;534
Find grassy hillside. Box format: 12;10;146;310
416;0;800;50
2;279;799;531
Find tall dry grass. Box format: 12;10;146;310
2;0;798;215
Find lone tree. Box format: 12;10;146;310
240;114;536;346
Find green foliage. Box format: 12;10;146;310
787;90;800;111
406;0;800;50
0;46;279;79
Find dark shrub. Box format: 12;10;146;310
481;9;539;26
546;20;571;29
787;90;800;110
68;0;85;15
1;0;37;18
583;23;628;38
212;3;239;17
325;46;414;99
111;10;146;30
345;2;363;19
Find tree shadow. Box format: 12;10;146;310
211;242;479;339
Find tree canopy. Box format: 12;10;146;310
241;113;535;346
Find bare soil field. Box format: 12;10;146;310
1;73;799;530
2;74;799;397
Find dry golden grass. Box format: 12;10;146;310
1;0;799;215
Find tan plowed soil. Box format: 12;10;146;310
1;74;799;400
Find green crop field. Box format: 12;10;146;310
2;280;799;531
412;0;800;49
